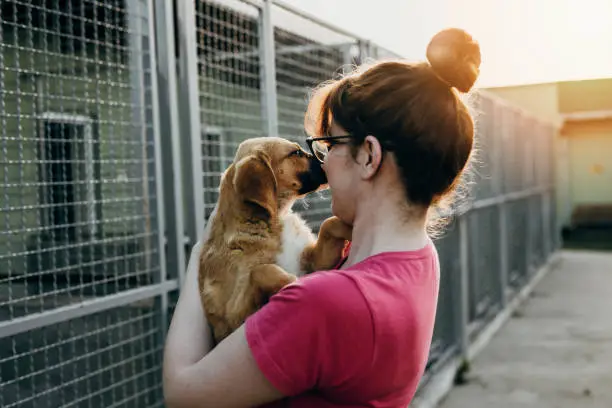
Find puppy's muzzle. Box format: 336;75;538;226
298;157;328;195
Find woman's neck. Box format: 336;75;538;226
342;197;430;269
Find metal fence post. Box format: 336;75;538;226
176;0;206;264
365;40;376;60
259;0;279;137
523;118;535;277
358;39;372;62
539;125;550;260
127;0;172;336
341;43;356;73
139;0;172;334
495;100;508;308
550;127;560;252
542;190;551;259
458;215;470;359
153;0;189;290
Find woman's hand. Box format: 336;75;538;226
162;203;285;408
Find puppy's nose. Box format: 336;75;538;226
309;156;327;185
298;156;328;195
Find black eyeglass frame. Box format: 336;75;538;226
305;135;355;163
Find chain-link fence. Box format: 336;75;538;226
0;0;559;406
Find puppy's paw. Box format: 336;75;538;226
303;216;352;272
319;216;352;242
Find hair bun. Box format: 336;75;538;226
426;28;481;93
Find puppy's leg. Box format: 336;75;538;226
301;216;352;273
224;265;296;336
211;321;232;345
251;264;297;297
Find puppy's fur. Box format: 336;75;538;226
198;136;352;343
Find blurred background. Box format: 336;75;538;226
0;0;610;407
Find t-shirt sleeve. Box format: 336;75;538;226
244;271;374;396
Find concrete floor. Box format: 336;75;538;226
438;250;612;408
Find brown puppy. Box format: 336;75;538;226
198;136;352;343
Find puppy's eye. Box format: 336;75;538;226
289;149;305;158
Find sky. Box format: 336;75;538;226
281;0;612;88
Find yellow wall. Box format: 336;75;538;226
484;83;562;127
485;79;612;229
558;79;612;113
557;80;612;227
565;121;612;207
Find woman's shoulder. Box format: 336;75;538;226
347;241;439;281
283;268;371;315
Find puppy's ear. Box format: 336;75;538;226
233;152;277;218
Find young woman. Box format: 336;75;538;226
163;27;481;408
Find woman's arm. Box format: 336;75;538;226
164;324;285;408
162;239;212;381
162;208;285;408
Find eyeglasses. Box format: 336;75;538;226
305;135;354;163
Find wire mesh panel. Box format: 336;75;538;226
520;116;538;192
501;109;523;194
271;5;361;229
547;121;559;252
467;205;501;325
493;101;508;194
531;121;545;268
0;0;167;406
506;198;529;290
534;123;550;189
369;44;402;60
0;0;163;314
537;123;556;257
196;0;264;221
550;187;559;250
428;221;461;370
0;303;164;408
471;94;499;201
529;193;544;267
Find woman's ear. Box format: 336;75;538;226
358;135;383;180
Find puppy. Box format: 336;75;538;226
198;136;352;343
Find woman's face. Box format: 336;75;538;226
321;121;386;226
321;122;361;225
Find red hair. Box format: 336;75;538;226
304;28;481;209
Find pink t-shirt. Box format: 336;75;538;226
245;240;440;407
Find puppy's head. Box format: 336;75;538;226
230;136;327;217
